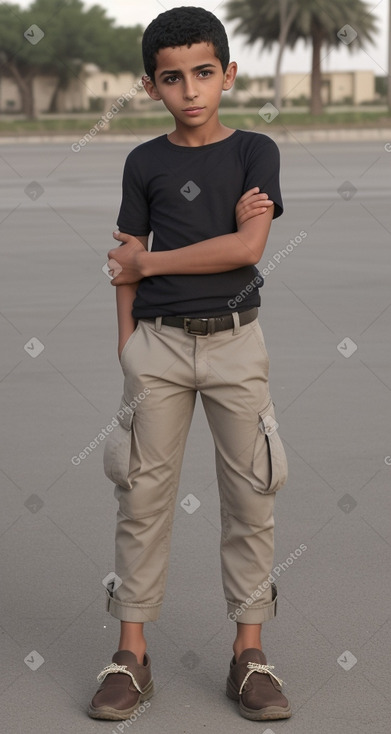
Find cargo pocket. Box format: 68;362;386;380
252;398;288;494
103;395;134;490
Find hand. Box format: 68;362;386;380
107;231;147;285
117;336;129;362
117;319;137;362
236;188;274;229
108;257;123;279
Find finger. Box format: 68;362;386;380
239;206;270;222
108;258;123;278
237;187;260;203
248;193;272;203
111;272;125;286
244;197;274;210
107;246;123;259
248;203;272;213
247;192;270;203
240;208;267;221
112;230;129;243
258;198;273;207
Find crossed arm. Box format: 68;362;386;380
112;188;275;359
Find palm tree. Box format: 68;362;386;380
225;0;300;109
294;0;377;114
225;0;378;114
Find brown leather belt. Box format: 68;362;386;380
143;307;258;336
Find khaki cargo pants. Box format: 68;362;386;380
103;312;288;624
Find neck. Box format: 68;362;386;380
168;118;234;147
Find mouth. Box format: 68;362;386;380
183;107;205;112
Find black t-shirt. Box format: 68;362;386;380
117;129;283;318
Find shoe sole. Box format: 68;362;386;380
87;678;154;720
226;676;292;720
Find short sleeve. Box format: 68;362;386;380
116;151;150;235
242;136;283;219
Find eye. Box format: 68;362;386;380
164;75;180;84
198;70;212;78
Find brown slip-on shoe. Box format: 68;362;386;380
226;648;291;720
88;649;154;720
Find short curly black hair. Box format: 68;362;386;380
142;6;230;83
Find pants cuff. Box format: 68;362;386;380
226;583;277;624
106;589;161;622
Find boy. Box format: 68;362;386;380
88;5;291;722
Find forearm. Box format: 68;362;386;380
108;209;274;285
138;209;274;278
139;232;254;277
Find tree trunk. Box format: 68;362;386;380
7;60;36;118
274;43;284;110
310;22;323;116
19;80;35;118
274;0;299;110
48;77;63;113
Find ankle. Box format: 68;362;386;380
233;622;262;661
118;621;146;664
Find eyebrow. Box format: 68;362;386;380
159;63;217;79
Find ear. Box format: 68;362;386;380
142;74;162;101
222;61;238;92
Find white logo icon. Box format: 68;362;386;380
24;25;45;45
258;103;279;123
337;651;357;671
337;25;358;45
180;493;201;514
337;337;357;358
102;572;122;593
24;650;45;670
24;337;45;358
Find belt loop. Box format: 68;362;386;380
155;316;162;332
232;311;240;335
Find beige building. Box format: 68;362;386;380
0;65;151;114
233;77;274;105
281;70;375;105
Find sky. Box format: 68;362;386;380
18;0;390;77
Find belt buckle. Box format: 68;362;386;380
184;317;209;336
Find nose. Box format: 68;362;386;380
183;76;198;101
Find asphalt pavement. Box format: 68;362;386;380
1;135;391;733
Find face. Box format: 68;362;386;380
143;41;237;128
